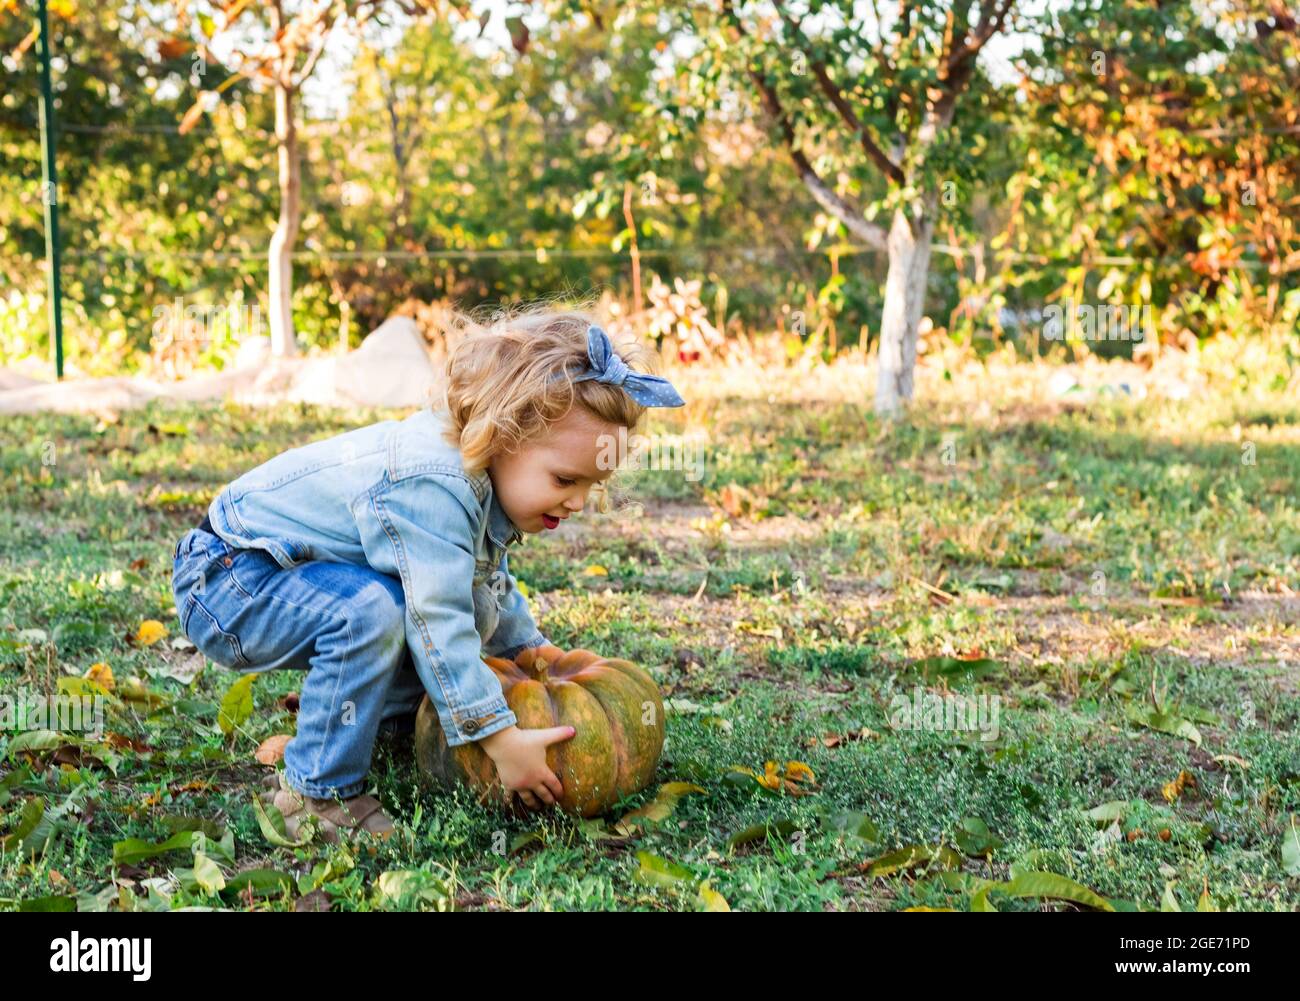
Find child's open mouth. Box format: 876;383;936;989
542;514;560;529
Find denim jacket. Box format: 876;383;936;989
204;407;547;746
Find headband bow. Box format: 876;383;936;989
570;324;685;407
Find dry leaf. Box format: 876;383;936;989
1161;769;1196;803
134;620;168;646
104;731;152;753
171;780;215;794
255;734;292;766
85;661;115;691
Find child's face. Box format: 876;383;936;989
488;406;621;534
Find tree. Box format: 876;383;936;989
172;0;436;357
0;0;271;373
1014;0;1300;350
667;0;1017;415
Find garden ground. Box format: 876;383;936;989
1;341;1297;911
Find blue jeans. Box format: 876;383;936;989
171;525;428;800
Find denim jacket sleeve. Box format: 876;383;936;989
362;471;517;747
482;547;548;660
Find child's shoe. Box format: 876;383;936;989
258;772;395;844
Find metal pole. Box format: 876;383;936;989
36;0;64;379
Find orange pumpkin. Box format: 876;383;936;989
413;644;664;817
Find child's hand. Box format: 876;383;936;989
479;724;575;810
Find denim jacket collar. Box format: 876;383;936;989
432;407;521;551
484;475;523;549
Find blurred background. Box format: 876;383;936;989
0;0;1296;387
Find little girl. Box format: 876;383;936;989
170;305;684;841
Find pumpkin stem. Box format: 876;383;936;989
528;656;550;683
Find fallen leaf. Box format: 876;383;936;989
1283;814;1300;877
1002;870;1115;912
104;732;152;753
862;844;961;878
134;620;168;646
697;880;730;911
613;782;705;835
632;851;694;888
1161;769;1196;803
85;662;115;691
255;734;292;766
218;675;255;736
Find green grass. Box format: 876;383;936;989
1;383;1298;911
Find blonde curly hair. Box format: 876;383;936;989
436;299;661;478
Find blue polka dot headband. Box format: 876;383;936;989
569;324;685;407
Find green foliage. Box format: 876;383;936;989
1007;0;1300;352
0;0;1295;374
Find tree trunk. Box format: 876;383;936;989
268;78;300;358
875;200;936;417
380;74;417;246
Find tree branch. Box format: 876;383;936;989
721;0;888;250
292;5;340;86
772;0;905;186
920;0;1014;130
944;0;1014;85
